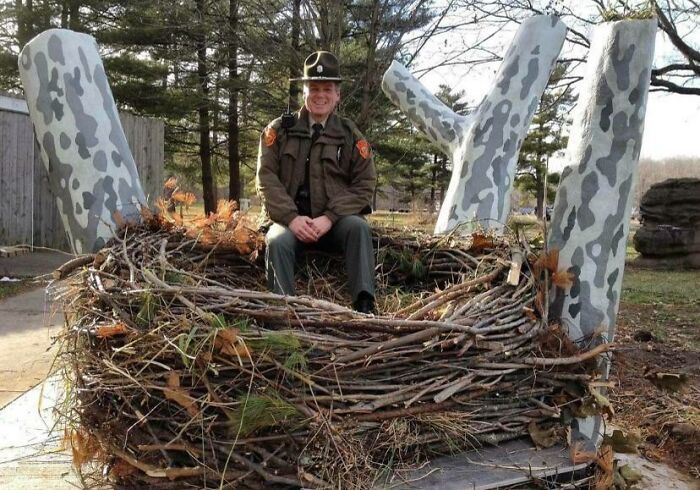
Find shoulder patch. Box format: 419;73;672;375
356;139;371;159
263;126;277;147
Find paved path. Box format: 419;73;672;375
0;378;77;489
0;287;63;408
0;250;72;278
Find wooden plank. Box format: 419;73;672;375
0;111;33;246
1;102;164;251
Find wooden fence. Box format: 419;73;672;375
0;93;164;251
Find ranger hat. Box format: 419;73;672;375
291;51;344;82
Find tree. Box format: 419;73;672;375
449;0;699;96
516;65;573;219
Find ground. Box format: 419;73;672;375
0;217;698;487
610;265;700;479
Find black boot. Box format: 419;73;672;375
353;291;376;314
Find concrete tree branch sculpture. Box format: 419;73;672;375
18;29;146;254
382;15;567;234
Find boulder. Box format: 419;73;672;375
633;178;700;268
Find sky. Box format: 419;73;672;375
414;17;700;169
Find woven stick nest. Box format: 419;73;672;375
54;201;612;489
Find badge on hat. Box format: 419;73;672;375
290;51;344;82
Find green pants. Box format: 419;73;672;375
265;215;375;301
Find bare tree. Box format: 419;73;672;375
448;0;699;96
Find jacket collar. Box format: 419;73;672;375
287;108;344;140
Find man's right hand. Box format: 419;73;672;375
289;216;319;243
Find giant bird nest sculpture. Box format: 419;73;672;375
54;198;611;489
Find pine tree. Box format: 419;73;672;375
516;65;573;219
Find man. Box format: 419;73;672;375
256;51;377;313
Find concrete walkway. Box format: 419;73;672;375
0;249;70;407
0;287;63;408
0;378;76;489
0;250;72;279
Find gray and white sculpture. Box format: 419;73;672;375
382;15;567;234
18;29;146;254
549;19;657;346
384;18;657;450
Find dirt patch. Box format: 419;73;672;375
611;297;700;480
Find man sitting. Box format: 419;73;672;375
255;51;377;313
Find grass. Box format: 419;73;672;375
621;268;700;307
0;279;40;301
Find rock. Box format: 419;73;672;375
633;178;700;268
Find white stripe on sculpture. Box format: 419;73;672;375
18;29;146;254
382;15;567;234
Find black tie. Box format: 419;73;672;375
311;123;323;144
296;124;324;217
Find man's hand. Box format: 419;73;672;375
311;215;333;239
289;216;319;243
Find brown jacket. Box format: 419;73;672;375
256;109;376;226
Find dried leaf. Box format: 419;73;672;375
94;322;131;338
216;200;237;224
214;328;251;359
67;428;101;466
528;421;559;448
535;249;559;274
164;371;199;417
469;233;494;253
569;440;597;464
552;270;575;289
110;459;137;479
112;210;127;229
172;191;196;207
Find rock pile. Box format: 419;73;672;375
633;178;700;268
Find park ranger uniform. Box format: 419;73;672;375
256;106;377;304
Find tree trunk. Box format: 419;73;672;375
68;0;79;30
196;0;216;214
16;0;33;47
227;0;240;203
288;0;301;109
358;0;381;128
535;166;545;220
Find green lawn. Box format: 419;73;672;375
621;267;700;306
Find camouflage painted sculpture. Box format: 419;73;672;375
382;15;567;234
549;19;656;347
18;29;146;254
548;19;656;444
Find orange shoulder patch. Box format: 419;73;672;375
356;139;371;159
263;127;277;147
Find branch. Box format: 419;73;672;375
650;74;700;95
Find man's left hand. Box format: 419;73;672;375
311;215;333;238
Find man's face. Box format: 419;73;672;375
303;81;340;121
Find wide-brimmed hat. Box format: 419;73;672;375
291;51;343;82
